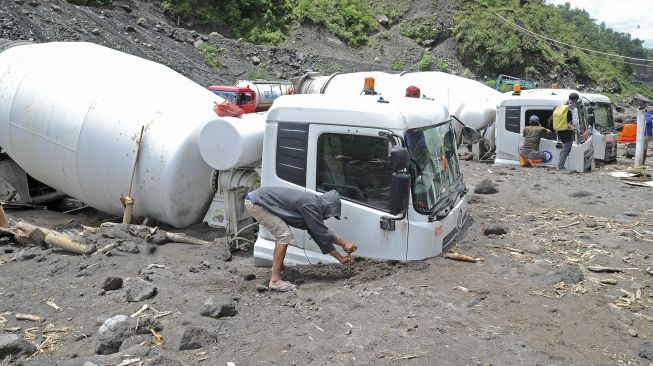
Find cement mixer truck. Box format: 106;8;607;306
208;80;294;114
494;88;594;172
0;40;468;264
296;71;502;162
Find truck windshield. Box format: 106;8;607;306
406;122;463;214
211;90;238;104
593;102;614;131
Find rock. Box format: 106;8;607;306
119;4;132;13
553;264;584;284
209;31;222;38
14;0;25;5
28;0;38;6
568;190;592;198
15;247;40;261
256;284;268;293
473;179;498;194
482;225;507;236
295;51;305;61
639;342;653;360
250;56;261;65
523;243;546;255
124;277;157;302
24;354;57;365
125;25;136;33
49;4;61;12
243;273;256;281
628;328;638;337
201;261;211;268
155;24;163;32
193;39;204;48
0;334;38;359
136;17;148;28
148;355;182;366
377;15;389;27
214;238;232;261
102;276;123;291
134;315;163;334
200;298;238;319
122;242;140;254
96;315;130;355
179;326;216;350
467;194;486;204
200;35;209;41
120;343;154;358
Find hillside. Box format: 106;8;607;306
2;0;651;101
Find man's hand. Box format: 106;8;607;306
338;256;354;264
334;237;358;254
328;250;354;265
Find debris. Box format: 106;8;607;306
150;328;164;346
609;172;637;178
100;222;212;245
121;125;145;225
16;221;95;254
444;253;479;263
599;278;618;285
45;299;63;312
15;313;44;322
558;221;580;229
453;286;469;292
146;263;167;270
130;304;150;318
97;242;120;254
587;266;637;273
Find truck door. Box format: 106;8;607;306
495;105;523;164
303;125;408;262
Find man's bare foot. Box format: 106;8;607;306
269;279;296;292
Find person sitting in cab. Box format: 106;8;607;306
519;115;556;167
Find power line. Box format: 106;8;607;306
495;12;653;67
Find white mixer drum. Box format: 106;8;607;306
0;41;228;227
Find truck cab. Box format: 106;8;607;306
253;94;468;265
582;93;617;163
495;88;594;172
208;85;257;113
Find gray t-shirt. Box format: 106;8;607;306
249;187;341;254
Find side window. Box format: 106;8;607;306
316;133;393;212
505;106;521;133
525;109;556;140
276;123;309;187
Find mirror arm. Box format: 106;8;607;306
451;115;467;127
378;130;405;147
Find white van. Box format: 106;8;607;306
495;88;594;172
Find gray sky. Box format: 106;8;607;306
546;0;653;48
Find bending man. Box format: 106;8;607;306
245;187;358;292
519;115;556;167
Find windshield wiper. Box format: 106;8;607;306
427;192;453;222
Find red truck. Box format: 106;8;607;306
208;80;295;114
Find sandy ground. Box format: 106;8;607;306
1;150;653;366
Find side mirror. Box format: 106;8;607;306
389;172;410;215
461;126;481;144
390;147;410;171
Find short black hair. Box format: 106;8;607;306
569;92;579;101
